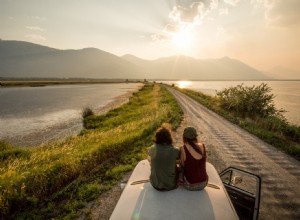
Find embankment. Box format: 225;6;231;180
0;83;183;219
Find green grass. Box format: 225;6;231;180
175;87;300;160
0;83;183;219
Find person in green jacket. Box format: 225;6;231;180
148;123;180;191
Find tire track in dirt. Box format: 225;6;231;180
167;87;300;220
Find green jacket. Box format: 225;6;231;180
148;143;180;190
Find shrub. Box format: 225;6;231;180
82;107;94;119
216;83;284;118
0;140;12;151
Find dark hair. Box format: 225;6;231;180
155;125;173;145
183;137;203;155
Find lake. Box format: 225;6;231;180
1;81;299;146
162;80;300;126
0;83;143;146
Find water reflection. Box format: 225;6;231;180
177;81;192;89
0;109;79;138
0;83;143;144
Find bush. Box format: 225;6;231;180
216;83;284;118
0;140;12;151
82;107;94;119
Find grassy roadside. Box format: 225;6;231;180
174;86;300;160
0;83;183;219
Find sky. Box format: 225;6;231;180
0;0;300;72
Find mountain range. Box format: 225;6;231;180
0;40;288;80
265;66;300;80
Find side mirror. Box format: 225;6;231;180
231;176;243;186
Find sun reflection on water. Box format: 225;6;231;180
177;81;192;89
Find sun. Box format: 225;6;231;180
172;30;192;49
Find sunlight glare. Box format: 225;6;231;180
177;81;191;89
172;30;192;49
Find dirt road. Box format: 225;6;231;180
167;87;300;220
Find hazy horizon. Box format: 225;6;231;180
1;0;300;74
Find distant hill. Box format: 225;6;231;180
264;66;300;80
0;40;269;80
0;41;142;79
0;40;58;58
122;54;269;80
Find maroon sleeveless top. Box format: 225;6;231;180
183;144;208;184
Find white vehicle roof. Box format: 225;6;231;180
110;160;238;220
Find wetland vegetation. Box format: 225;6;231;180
0;83;183;219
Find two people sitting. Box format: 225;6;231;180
148;124;208;191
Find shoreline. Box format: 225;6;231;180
3;88;142;147
0;83;183;218
0;79;141;87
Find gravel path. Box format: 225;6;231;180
168;87;300;220
79;87;300;220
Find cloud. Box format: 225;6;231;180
151;33;169;42
30;15;46;21
26;26;45;32
170;1;219;23
252;0;300;27
152;0;219;42
169;2;210;24
219;8;229;15
25;34;46;41
165;24;180;33
266;0;300;27
151;24;178;42
224;0;240;6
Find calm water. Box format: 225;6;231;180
0;83;142;141
1;81;299;145
163;81;300;125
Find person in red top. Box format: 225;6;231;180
179;126;208;191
